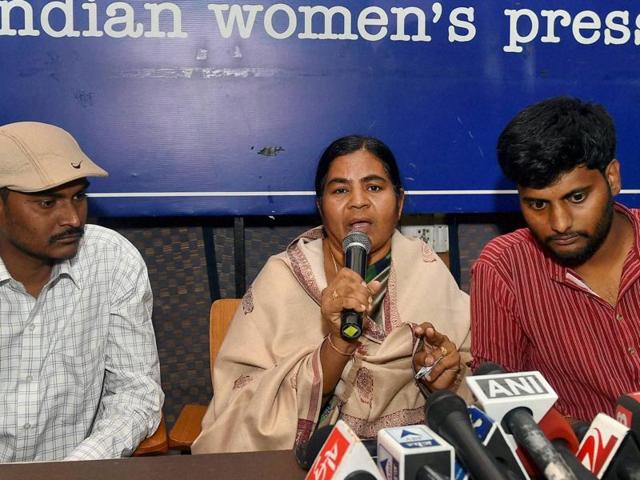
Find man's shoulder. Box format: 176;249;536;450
78;225;143;264
627;207;640;225
476;227;541;266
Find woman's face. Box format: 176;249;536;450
318;149;404;264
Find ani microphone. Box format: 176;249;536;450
467;364;577;480
340;231;371;340
472;363;591;479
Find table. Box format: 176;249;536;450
0;450;307;480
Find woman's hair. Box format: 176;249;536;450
314;135;403;197
497;96;616;189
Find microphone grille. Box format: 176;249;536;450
425;389;467;433
342;230;371;254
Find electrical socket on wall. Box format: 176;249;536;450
400;224;449;253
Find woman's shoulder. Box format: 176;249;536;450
391;230;448;270
251;230;325;293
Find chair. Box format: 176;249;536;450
133;415;169;455
168;298;241;452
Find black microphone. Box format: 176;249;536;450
474;362;592;480
571;421;590;443
616;459;640;480
576;412;640;480
299;421;384;479
344;471;378;480
503;409;577;480
416;465;448;480
551;439;597;480
295;424;333;470
296;424;378;471
425;390;509;480
340;231;371;340
469;363;577;480
616;391;640;443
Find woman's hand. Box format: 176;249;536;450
321;268;381;339
413;322;461;391
319;269;381;396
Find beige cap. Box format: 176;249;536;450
0;121;108;193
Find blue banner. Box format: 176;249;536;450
2;1;639;216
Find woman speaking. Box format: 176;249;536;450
192;135;470;453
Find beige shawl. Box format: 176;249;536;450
192;228;470;454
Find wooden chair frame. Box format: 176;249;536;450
168;298;241;451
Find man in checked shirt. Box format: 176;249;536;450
0;121;163;461
471;97;640;423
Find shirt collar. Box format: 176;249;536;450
622;202;640;261
53;258;81;289
0;256;12;284
546;202;639;284
0;255;80;289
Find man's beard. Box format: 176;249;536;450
537;195;614;268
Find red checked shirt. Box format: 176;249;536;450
471;203;640;421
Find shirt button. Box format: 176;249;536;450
26;375;33;382
616;314;624;321
629;347;637;355
23;423;30;430
29;324;35;331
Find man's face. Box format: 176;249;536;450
518;162;620;267
0;179;89;264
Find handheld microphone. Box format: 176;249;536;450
467;366;577;480
615;460;640;480
305;420;384;480
377;424;454;480
469;363;558;423
465;406;529;480
472;363;588;478
615;392;640;443
426;389;509;480
576;413;640;479
415;465;448;480
344;472;379;480
537;409;595;480
340;231;371;340
297;425;335;470
572;421;590;443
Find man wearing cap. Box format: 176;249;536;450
0;121;163;461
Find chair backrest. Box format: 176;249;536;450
209;298;241;382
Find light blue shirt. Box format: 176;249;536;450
0;225;163;461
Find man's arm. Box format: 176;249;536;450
470;260;528;372
66;252;163;460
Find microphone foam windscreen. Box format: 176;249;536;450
538;408;579;453
425;390;467;433
571;420;590;443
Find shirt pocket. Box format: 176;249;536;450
42;349;104;427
